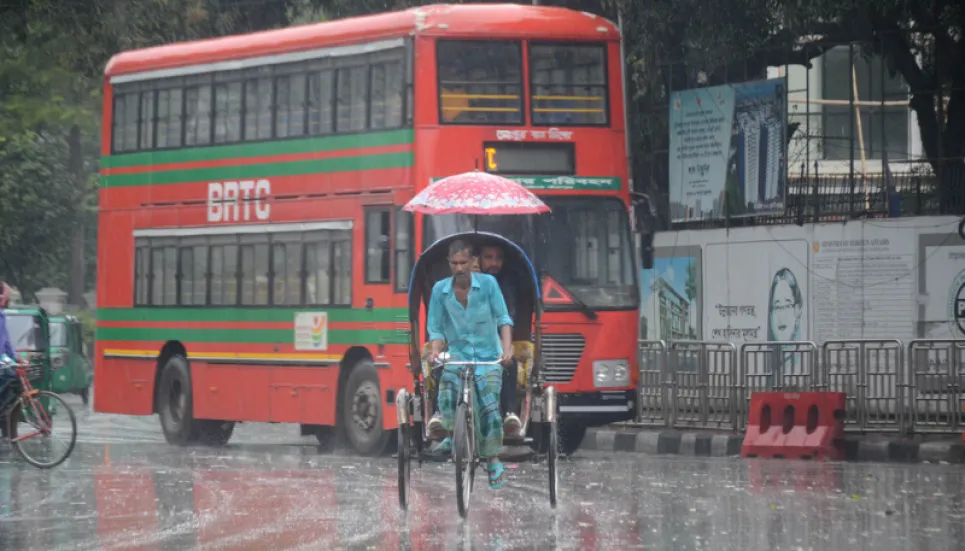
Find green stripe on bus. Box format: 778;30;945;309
97;307;408;324
100;129;415;169
101;150;413;188
95;327;409;345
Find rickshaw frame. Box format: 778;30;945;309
395;231;559;515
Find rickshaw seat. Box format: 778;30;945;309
512;341;533;389
419;341;533;394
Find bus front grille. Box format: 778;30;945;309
541;334;585;383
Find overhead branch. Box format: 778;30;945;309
908;3;959;70
869;14;932;93
707;23;851;84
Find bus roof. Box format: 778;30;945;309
104;3;620;79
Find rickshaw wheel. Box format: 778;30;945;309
547;420;559;508
454;403;474;519
397;424;411;510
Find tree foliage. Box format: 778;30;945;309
1;0;962;301
0;0;326;304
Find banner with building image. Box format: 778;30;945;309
669;79;787;222
640;246;702;341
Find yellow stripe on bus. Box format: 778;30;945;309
440;93;520;100
532;108;605;113
532;95;603;101
441;107;520;112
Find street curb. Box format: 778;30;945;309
583;428;965;464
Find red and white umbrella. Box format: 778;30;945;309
403;171;550;215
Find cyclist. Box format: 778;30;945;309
426;239;514;489
0;282;19;419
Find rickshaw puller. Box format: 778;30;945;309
431;244;522;438
426;240;514;490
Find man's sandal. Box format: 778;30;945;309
487;461;506;489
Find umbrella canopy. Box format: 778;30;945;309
403;171;550;215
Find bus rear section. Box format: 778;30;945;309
96;18;419;455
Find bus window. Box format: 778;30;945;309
529;43;608;126
365;208;392;284
437;40;523;125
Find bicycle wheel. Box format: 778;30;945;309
397;424;411;511
547;419;559;508
454;402;475;519
8;391;77;469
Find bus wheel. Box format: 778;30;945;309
78;386;90;407
558;423;586;456
157;356;198;446
342;360;389;456
195;420;234;447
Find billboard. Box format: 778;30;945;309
669;79;787;222
642;216;963;345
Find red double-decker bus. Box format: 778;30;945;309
96;3;639;455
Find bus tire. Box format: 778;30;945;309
195;420;235;447
342;360;389;456
157;355;198;446
78;386;90;406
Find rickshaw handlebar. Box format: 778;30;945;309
434;360;503;367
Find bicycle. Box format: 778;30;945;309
438;354;504;518
1;356;77;468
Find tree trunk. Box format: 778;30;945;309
940;72;965;214
67;124;85;307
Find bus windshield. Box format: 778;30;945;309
421;197;637;310
536;197;637;310
422;214;536;256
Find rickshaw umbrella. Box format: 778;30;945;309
403;170;550;215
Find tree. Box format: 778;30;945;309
0;132;77;299
0;0;330;305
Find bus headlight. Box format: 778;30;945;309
593;360;629;388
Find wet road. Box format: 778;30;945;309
1;396;964;550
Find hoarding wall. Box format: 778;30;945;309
641;216;965;344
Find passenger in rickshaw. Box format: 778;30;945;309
427;242;524;439
425;239;514;489
477;244;523;437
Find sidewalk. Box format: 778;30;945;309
583;424;965;464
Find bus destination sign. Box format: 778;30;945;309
482;142;575;176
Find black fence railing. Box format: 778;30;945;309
668;161;965;231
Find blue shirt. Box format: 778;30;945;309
427;273;513;363
0;310;16;360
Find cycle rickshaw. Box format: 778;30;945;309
395;230;560;518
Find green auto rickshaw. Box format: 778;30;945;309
4;308;92;404
48;315;93;405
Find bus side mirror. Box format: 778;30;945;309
631;193;655;270
640;231;654;270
